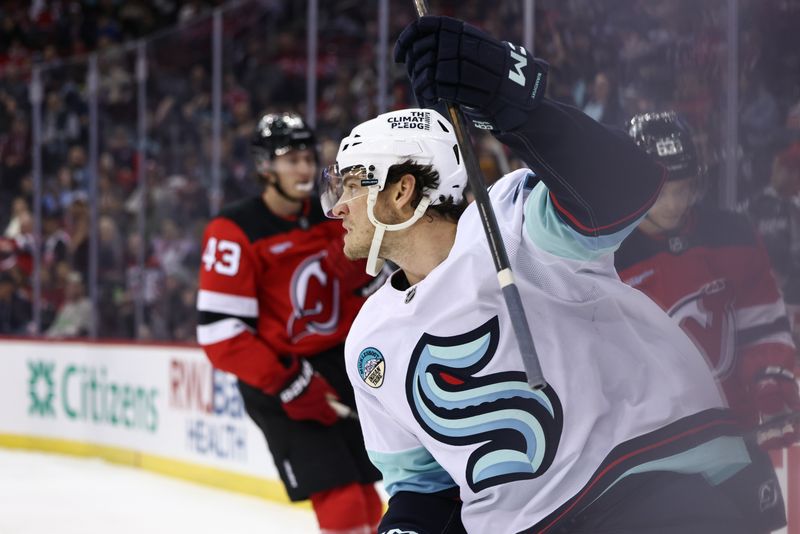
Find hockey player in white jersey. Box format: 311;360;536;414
318;16;786;534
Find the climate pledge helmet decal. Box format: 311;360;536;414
405;316;563;493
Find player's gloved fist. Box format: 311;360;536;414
394;15;548;133
753;366;800;450
278;358;340;426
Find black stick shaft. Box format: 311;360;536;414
413;0;546;389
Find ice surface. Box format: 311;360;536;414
0;448;318;533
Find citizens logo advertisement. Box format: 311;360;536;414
169;358;248;462
27;359;159;433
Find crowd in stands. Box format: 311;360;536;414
0;0;799;341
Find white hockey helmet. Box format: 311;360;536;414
319;108;467;276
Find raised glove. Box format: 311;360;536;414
394;15;548;132
277;358;339;426
753;366;800;450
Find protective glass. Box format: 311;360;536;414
319;164;372;218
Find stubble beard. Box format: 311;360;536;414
343;203;407;262
343;228;372;261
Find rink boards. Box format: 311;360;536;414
0;338;797;532
0;339;303;507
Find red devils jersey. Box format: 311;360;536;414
196;195;374;393
615;207;796;424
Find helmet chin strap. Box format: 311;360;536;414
364;187;430;277
366;225;386;277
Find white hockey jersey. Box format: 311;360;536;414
345;169;751;534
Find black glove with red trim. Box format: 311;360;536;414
276;358;339;426
394;15;548;133
753;366;800;450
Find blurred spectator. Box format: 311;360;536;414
10;210;34;276
106;126;136;173
120;232;163;338
3;196;30;238
41;208;70;274
0;114;30;195
742;142;800;346
41;90;81;167
65;194;90;278
177;1;211;24
1;197;34;278
740;76;781;197
180;64;212;136
45;270;91;337
787;98;800;132
0;237;18;272
54;166;78;209
152;272;197;341
95;214;127;337
742;142;800;286
0;270;31;334
65;144;90;191
97;166;125;216
581;71;623;126
98;215;125;279
151;217;195;279
98;50;134;120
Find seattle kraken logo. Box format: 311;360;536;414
406;316;562;492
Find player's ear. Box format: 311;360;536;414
255;156;274;178
392;172;418;211
258;167;278;187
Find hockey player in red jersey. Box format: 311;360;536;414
616;111;800;450
196;112;382;533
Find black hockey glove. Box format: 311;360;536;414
379;489;466;534
753;366;800;449
394;15;548;133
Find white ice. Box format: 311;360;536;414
0;448;318;533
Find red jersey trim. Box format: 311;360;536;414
549;164;667;235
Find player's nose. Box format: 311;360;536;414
332;200;349;218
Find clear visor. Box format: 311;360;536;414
318;164;372;218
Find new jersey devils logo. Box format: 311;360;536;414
286;251;341;342
668;279;736;380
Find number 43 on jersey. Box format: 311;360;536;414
202;237;241;276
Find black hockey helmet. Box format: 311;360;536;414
628;111;699;181
251;112;317;168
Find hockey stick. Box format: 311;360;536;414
329;398;359;421
412;0;547;389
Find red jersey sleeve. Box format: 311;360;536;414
196;217;291;394
735;235;798;386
